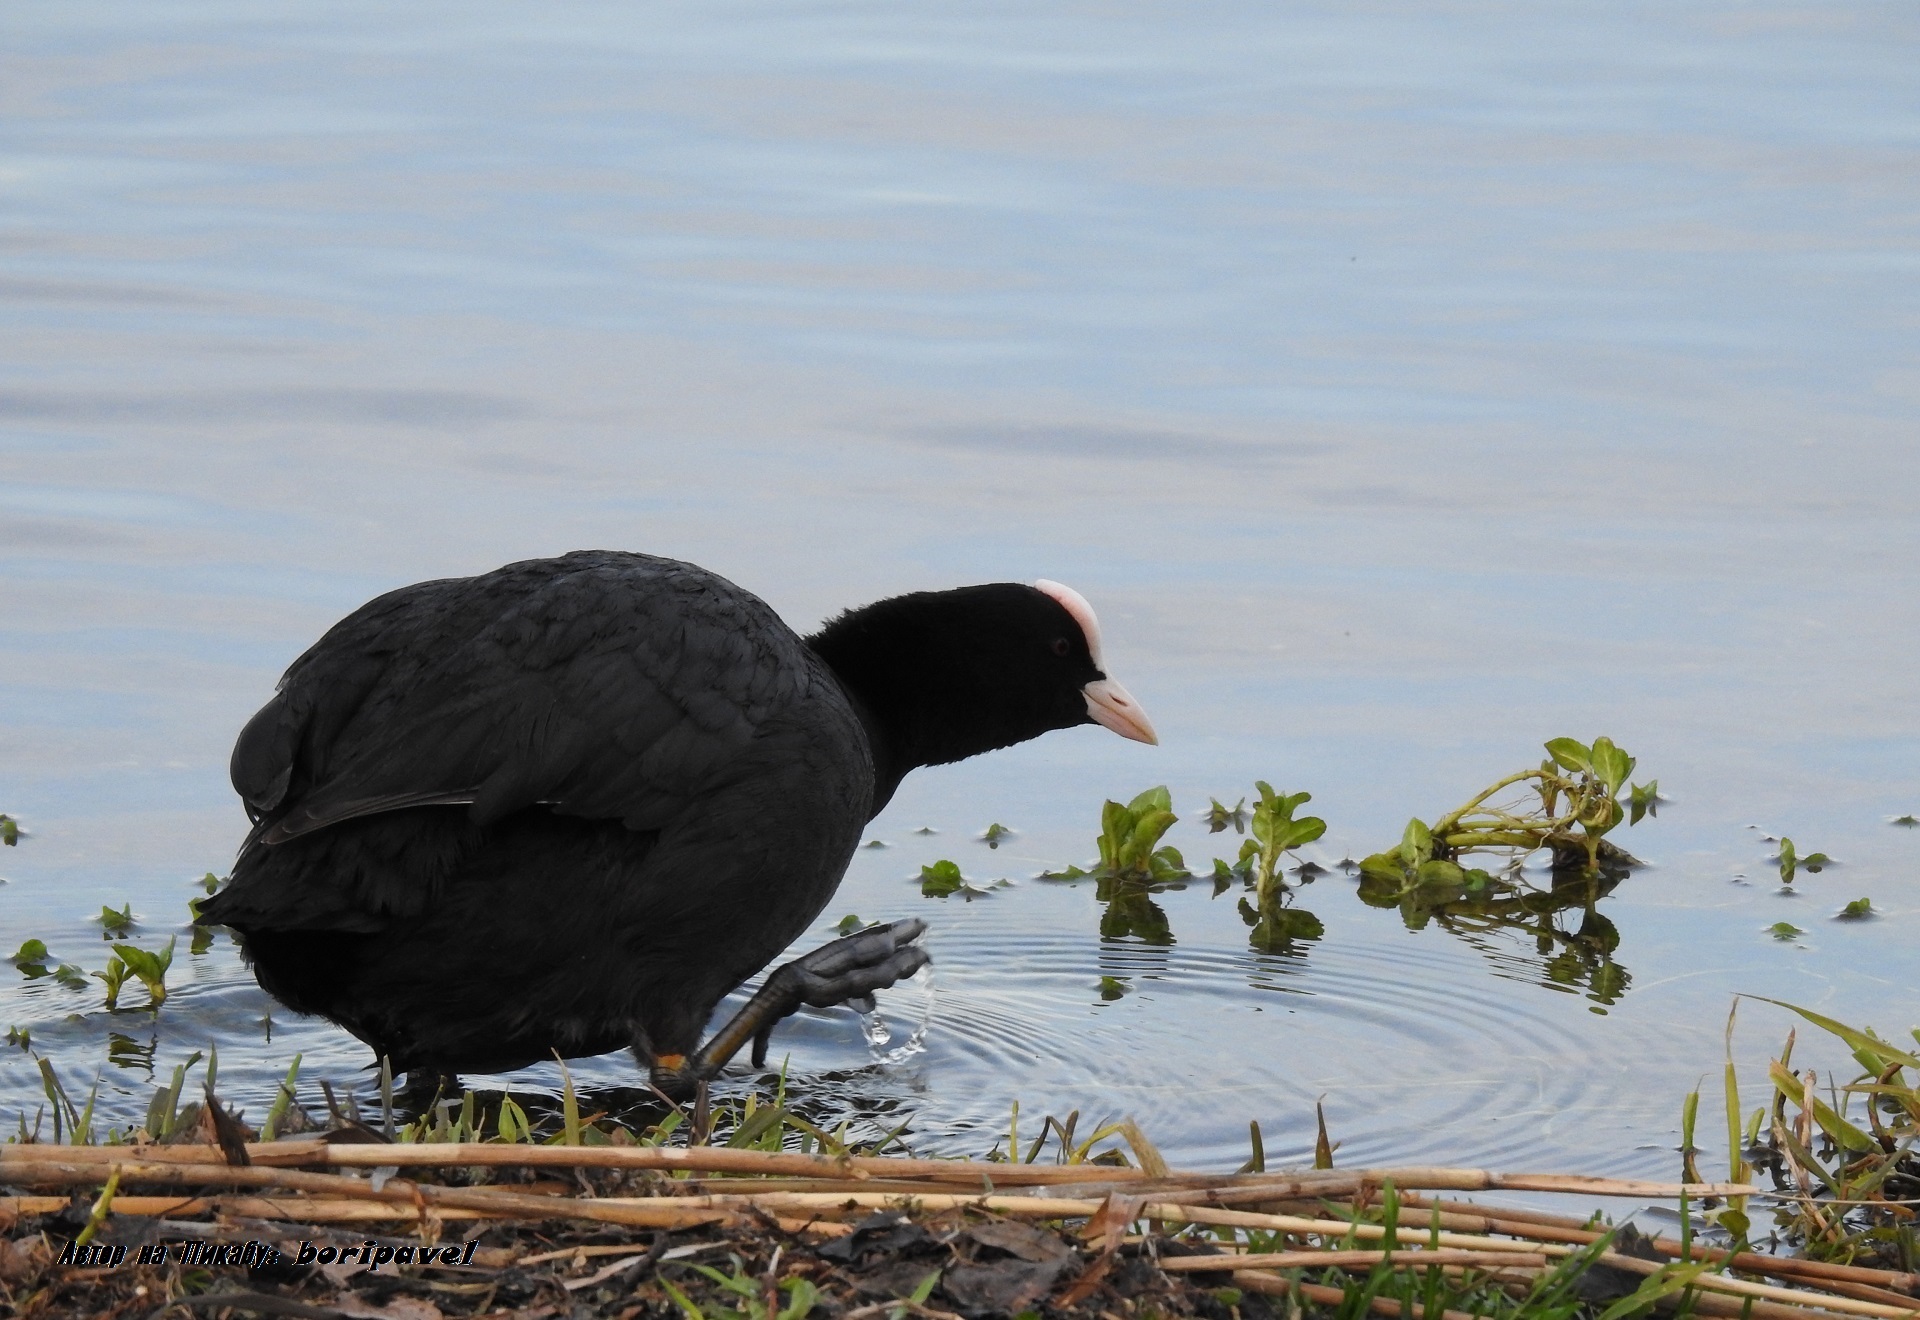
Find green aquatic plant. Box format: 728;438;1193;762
1768;921;1804;941
95;903;135;937
918;860;964;897
1837;897;1873;919
979;822;1012;848
10;939;89;989
1231;783;1325;905
1040;787;1190;944
1730;999;1920;1269
93;956;129;1010
0;814;18;846
1362;736;1652;882
1042;786;1190;885
1205;784;1329;954
1775;837;1831;885
115;938;174;1008
1627;778;1660;825
916;859;998;899
93;938;174;1011
1203;797;1248;833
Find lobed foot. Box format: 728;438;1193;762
650;918;930;1096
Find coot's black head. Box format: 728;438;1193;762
808;580;1155;808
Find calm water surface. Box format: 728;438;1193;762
3;1;1917;1186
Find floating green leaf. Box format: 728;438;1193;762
10;939;48;970
1778;837;1798;884
1096;975;1130;1001
1838;897;1873;920
1892;814;1918;827
1768;921;1803;941
96;903;134;936
1036;863;1092;882
52;963;89;990
918;860;965;898
0;816;18;846
980;823;1012;848
835;913;866;935
1802;851;1831;873
1628;779;1659;825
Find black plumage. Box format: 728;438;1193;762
199;551;1154;1093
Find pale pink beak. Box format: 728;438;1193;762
1084;677;1157;745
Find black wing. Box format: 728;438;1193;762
232;551;814;843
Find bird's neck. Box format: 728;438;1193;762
806;601;1029;819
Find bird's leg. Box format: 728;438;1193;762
648;919;929;1098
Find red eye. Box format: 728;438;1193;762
1051;637;1071;657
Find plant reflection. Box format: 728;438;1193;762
1354;859;1632;1006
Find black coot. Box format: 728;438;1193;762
198;551;1155;1095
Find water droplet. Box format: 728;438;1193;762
862;963;934;1066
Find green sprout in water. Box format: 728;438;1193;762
0;815;18;846
96;938;174;1010
1095;786;1189;884
1041;787;1191;946
917;860;1000;900
1775;837;1831;885
1209;783;1327;955
1239;784;1325;911
979;822;1013;849
1203;797;1248;834
1893;815;1918;827
1768;922;1804;941
1628;779;1660;825
1837;897;1873;920
95;903;135;937
94;957;129;1011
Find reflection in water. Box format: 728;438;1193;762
105;1031;156;1077
1355;861;1632;1007
1096;873;1175;945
